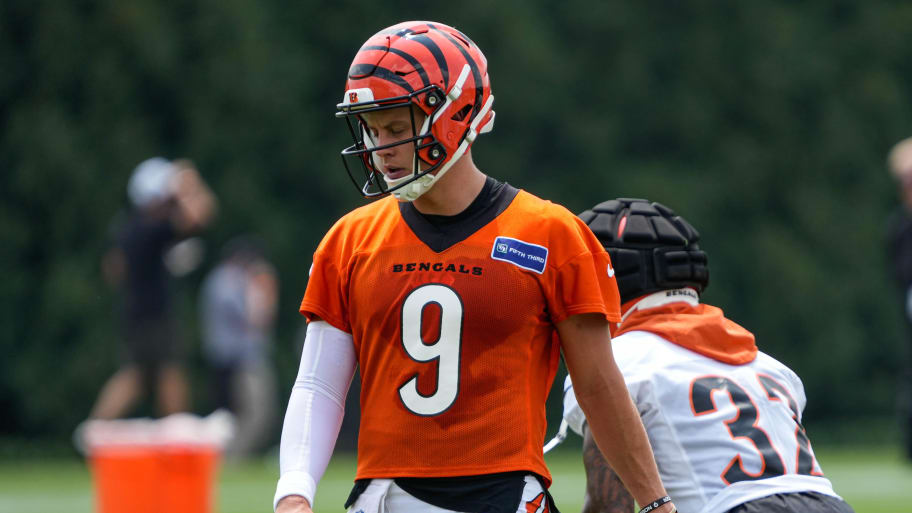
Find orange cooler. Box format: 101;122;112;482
89;443;220;513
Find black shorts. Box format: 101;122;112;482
345;472;559;513
728;491;855;513
123;315;183;369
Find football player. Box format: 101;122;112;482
274;21;676;513
562;198;855;513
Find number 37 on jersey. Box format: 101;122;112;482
689;373;825;485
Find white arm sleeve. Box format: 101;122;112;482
562;375;588;437
273;320;357;511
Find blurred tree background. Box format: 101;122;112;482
2;0;911;449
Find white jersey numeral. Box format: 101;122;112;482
398;284;463;416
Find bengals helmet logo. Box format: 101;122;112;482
349;91;359;103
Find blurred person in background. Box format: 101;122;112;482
886;136;912;462
200;235;279;459
275;20;675;513
562;198;854;513
89;157;217;420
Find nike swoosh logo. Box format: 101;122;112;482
607;263;615;277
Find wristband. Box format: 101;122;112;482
638;496;672;513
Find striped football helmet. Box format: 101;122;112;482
336;21;495;201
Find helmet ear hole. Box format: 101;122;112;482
451;104;472;122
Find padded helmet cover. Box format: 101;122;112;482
579;198;709;304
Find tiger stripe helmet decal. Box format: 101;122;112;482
336;21;495;201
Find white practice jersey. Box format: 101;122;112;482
563;330;842;513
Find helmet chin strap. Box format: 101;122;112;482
387;65;495;202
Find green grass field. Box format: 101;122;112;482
0;446;909;512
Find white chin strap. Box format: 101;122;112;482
387;64;496;202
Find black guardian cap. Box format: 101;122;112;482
579;198;709;304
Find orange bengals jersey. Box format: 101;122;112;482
299;186;620;484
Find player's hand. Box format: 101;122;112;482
275;495;313;513
171;162;202;196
